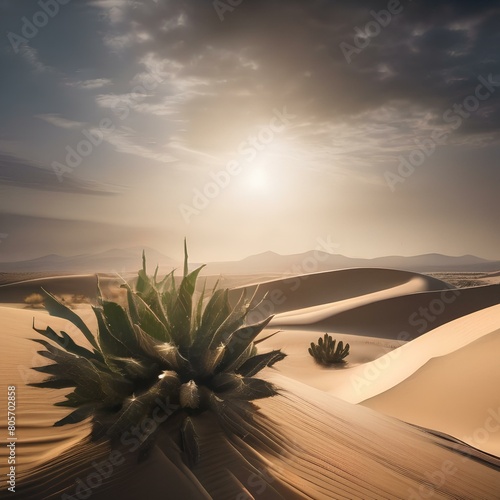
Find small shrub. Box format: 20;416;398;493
70;294;90;304
24;293;45;308
58;294;91;309
308;334;349;365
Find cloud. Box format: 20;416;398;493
67;78;113;90
18;44;52;73
37;112;179;166
104;33;137;50
0;153;123;195
36;114;85;129
96;0;500;150
94;126;179;163
90;0;129;24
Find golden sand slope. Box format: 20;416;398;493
326;304;500;403
231;267;454;315
8;373;500;499
0;307;92;475
1;268;499;498
231;268;500;338
260;305;500;458
360;306;500;456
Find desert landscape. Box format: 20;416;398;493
0;253;500;498
2;0;500;498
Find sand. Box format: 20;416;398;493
1;268;499;498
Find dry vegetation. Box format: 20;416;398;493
24;292;91;309
24;293;45;308
427;272;488;288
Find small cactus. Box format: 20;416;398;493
308;334;349;365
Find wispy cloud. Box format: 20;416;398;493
67;78;113;90
90;0;129;24
36;114;85;129
104;33;137;50
0;153;123;195
97;126;179;163
19;44;52;73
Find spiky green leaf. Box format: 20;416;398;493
40;288;98;350
29;378;75;389
54;404;97;427
236;350;287;377
210;372;243;393
218;316;274;372
101;300;139;353
208;290;249;349
181;417;199;468
198;289;230;340
168;265;205;348
93;306;132;359
127;289;170;342
107;356;158;379
106;393;156;440
222;377;278;401
33;321;101;361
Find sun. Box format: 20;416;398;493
247;168;270;192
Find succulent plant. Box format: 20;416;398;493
30;241;285;466
308;334;349;365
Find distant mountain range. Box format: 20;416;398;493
206;251;500;274
0;247;175;273
0;248;498;274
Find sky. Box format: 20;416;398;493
0;0;499;263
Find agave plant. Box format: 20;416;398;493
308;334;349;365
30;241;286;466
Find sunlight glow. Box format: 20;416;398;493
247;168;270;192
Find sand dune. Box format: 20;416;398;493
0;307;93;475
257;285;500;457
10;372;500;499
360;308;500;456
322;304;500;403
272;284;500;338
231;269;499;340
479;271;500;286
268;275;445;326
484;270;500;278
230;267;454;316
1;267;500;498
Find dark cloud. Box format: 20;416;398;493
92;0;500;151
